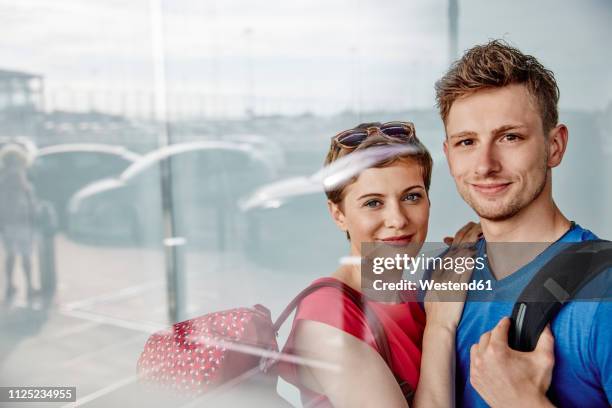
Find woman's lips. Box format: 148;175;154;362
380;235;414;246
471;182;511;195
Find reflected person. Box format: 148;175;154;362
0;145;37;302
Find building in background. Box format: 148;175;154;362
0;68;44;139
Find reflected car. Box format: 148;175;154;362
29;144;142;230
67;141;280;248
238;145;427;272
240;177;346;272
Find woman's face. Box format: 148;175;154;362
329;160;430;256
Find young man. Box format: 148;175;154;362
436;40;611;407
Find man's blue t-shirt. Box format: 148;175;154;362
456;223;612;407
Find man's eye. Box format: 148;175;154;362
504;133;520;142
456;139;474;147
364;199;382;208
403;193;422;202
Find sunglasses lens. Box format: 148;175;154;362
337;131;367;147
335;122;414;149
381;124;411;138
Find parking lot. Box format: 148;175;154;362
0;234;316;407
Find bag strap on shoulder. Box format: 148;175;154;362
273;278;416;400
509;240;612;351
273;279;392;364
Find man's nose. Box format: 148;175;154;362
474;143;501;176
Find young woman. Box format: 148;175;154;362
280;122;480;407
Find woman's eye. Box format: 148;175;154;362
364;199;382;208
403;193;422;202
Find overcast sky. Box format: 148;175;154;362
1;0;610;116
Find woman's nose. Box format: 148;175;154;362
383;203;408;230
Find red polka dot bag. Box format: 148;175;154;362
137;304;278;394
136;281;345;394
136;280;399;399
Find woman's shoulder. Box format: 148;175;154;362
280;277;381;402
298;276;361;307
294;277;370;338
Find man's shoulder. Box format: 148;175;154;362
565;223;600;242
566;224;612;299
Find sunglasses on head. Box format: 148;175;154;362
333;121;416;149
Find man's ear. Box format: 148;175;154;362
547;124;569;168
443;138;453;172
327;200;347;232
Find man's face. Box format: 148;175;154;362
443;84;550;221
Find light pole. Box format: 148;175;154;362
449;0;459;63
150;0;185;323
243;27;254;117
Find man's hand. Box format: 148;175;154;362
442;221;482;246
425;221;481;331
470;317;556;408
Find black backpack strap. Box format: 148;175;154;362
509;240;612;351
273;279;413;402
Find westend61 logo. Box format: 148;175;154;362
360;242;492;302
370;276;493;292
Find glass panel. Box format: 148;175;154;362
0;0;610;407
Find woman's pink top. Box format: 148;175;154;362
280;277;425;407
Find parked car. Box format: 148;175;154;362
237;148;392;272
29;144;141;230
243;190;346;273
67;141;279;249
239;144;435;272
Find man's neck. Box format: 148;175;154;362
481;197;572;280
481;202;571;243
